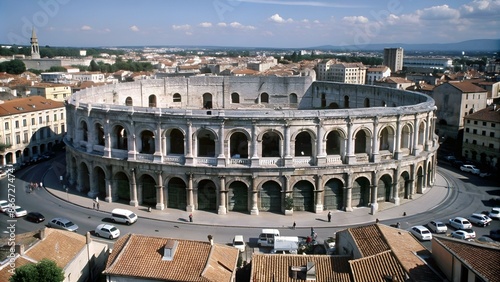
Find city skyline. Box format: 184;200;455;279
1;0;499;49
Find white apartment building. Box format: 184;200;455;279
330;63;367;84
383;48;403;72
0;96;66;165
366;66;391;85
316;59;337;81
41;72;72;83
403;57;453;72
29;83;72;102
72;72;105;83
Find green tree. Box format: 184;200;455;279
10;259;64;282
89;60;99;72
0;59;26;74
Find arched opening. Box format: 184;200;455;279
261;92;269;103
173;93;181;103
148;95;157;107
378;174;392;202
197;179;217;211
400;124;411;150
114;172;130;202
81;121;88;142
364;98;370;107
289;93;298;104
140;130;155;154
5;153;13;164
230;132;248;158
293;180;314;212
125;97;133;106
113;125;128;150
140;174;156;207
326;130;342;155
352;177;370;207
399;171;410;199
79;162;90;194
344;95;349;108
228;181;248;212
260;181;281;212
324;178;344;210
167;177;186;210
231;92;240;104
95;123;105;146
197;129;216;157
416;166;424;193
354;130;368;154
294;131;312;156
203;93;212;109
262;131;280;157
169;129;184;155
328;102;339;109
40;144;46;154
95;166;106;199
379;127;394;152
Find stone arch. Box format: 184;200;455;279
399;171;411;199
324;178;344;210
352;176;370;207
229;131;249;158
148;94;157;107
259;180;282;212
203;93;212;109
113;171;130;202
379;125;395;152
293;130;314;157
344;95;349;108
197;179;217;211
231;92;240;104
289;93;298;104
94;122;105;146
228;181;249;212
329;102;339;109
139;173;156;206
261;130;282;158
125;96;133;106
400;123;412;150
111;124;129;150
418;121;425;146
80;120;88;142
260;92;269;103
326;129;344;155
364;98;370;107
292;180;314;212
139;129;155;154
94;166;107;199
354;127;372;154
167;177;187;210
173;93;181;103
78;161;91;194
416;166;424;194
166;128;184;155
377;174;392;202
196;128;216;157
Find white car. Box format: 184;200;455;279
232;235;246;253
468;213;492;227
0;200;11;213
460;164;480;174
409;225;432;241
450;229;476;240
48;217;79;232
487;208;500;220
95;224;120;239
449;217;472;229
428;221;447;234
9;206;27;218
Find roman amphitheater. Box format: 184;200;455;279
65;72;438;216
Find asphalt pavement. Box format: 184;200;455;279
40;153;453;230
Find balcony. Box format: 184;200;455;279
196;157;217;166
259;158;282;167
326;155;342;164
164;155;185;164
293;157;313;166
229;158;251;166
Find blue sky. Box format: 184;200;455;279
1;0;499;48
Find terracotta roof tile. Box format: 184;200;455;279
0;256;34;282
103;234;238;282
348;224;390;257
350;250;408;282
0;96;64;117
250;254;352;282
448;81;487;93
464;104;500;122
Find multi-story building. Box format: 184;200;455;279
330;63;366;84
64;73;438;216
0;96;65;165
71;72;105;83
316;59;337;81
41;72;72;84
432;81;488;139
366;66;391;85
462;103;500;169
383;47;403;72
403;57;453;72
29;83;72;102
374;77;414;90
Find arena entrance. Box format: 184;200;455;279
352;177;370;207
140;175;156;207
260;181;281;212
228;181;248;212
114;172;130;203
293;180;314;211
167;177;187;210
377;174;392;202
197;180;217;211
324;178;344;210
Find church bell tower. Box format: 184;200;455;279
30;27;40;59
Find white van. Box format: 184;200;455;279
257;229;280;247
111;208;138;225
271;236;300;254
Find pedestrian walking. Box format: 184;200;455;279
39;182;43;188
97;202;100;210
327;211;332;222
293;221;296;229
93;202;96;209
189;213;193;222
310;227;315;237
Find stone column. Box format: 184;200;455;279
156;171;164;210
284;122;293;166
105;172;113;203
413;115;421;155
345;117;356;164
104;120;111;158
251;121;259;167
128;133;137;160
130;168;138;207
344;173;353;212
185;121;193;165
371;117;380;162
424;112;431;151
394;115;403;160
154;122;163;162
392;166;400;206
218;176;227;214
316;119;326;165
370;171;378;215
217;121;225;166
186;173;194;212
315;174;324;213
87;165;97;198
251;176;259;215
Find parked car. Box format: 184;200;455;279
468;213;492;227
26;212;45;223
487;208;500;220
47;217;79;232
0;200;11;213
490;229;500;241
409;226;432;241
450;229;476;240
444;155;456;162
451;160;464;169
95;224;120;239
449;217;473;229
232;235;246;253
11;206;27;218
428;220;447;234
460;164;480;174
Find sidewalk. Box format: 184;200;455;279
42;156;451;230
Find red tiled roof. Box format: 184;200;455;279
0;96;64;117
349;250;408;282
464;104;500;122
448;81;487;93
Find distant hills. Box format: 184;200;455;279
312;39;500;52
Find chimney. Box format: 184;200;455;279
208;235;213;246
86;232;92;244
15;244;25;255
162;240;178;261
39;228;46;240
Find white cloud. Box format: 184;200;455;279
460;0;500;18
419;5;460;20
129;25;140;32
269;13;293;23
103;28;111;33
217;22;227;27
81;25;92;31
229;22;256;30
199;22;212;28
342;16;369;24
172;24;191;31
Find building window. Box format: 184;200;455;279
490;132;495;137
23;132;28;143
61;113;64;120
61;124;65;133
15;121;19;129
231;93;240;104
173;93;181;103
16;134;20;144
467;120;470;124
23;119;27;127
465;128;469;133
39;116;42;124
261;92;269;103
4;122;9;130
472;140;477;145
492;123;496;128
483;122;487;126
474;121;477;125
31;118;35;125
489;144;494;148
6;134;11;145
473;129;477;134
482;131;486;136
54;114;57;121
46;115;49;123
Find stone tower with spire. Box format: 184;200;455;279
30;27;40;59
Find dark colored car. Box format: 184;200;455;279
26;212;45;223
490;229;500;241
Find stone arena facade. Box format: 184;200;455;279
65;74;438;215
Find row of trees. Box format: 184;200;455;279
0;45;124;58
279;51;383;66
